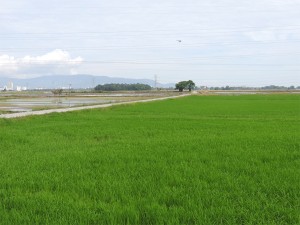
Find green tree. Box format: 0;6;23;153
186;80;195;92
175;80;195;92
175;81;187;92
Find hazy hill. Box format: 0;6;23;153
0;75;175;89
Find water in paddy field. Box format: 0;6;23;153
0;107;32;112
0;97;116;113
214;92;257;95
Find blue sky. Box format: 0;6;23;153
0;0;300;86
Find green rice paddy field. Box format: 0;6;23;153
0;95;299;224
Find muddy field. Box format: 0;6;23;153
0;91;179;114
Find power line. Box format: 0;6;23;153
2;33;300;40
0;60;300;66
1;42;300;52
1;38;300;47
1;25;300;35
2;7;300;15
1;53;299;62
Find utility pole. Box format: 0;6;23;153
69;83;71;96
154;74;158;90
68;83;72;107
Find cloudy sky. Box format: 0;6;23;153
0;0;300;86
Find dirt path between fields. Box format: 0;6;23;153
0;94;190;119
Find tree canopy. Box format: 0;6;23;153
95;83;151;91
175;80;195;92
51;89;63;96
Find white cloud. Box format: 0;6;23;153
0;49;83;78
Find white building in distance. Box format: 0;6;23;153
7;81;14;91
16;86;27;91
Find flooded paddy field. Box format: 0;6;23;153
0;91;179;114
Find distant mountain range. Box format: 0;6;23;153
0;75;175;89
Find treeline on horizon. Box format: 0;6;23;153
95;83;152;91
204;85;299;90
